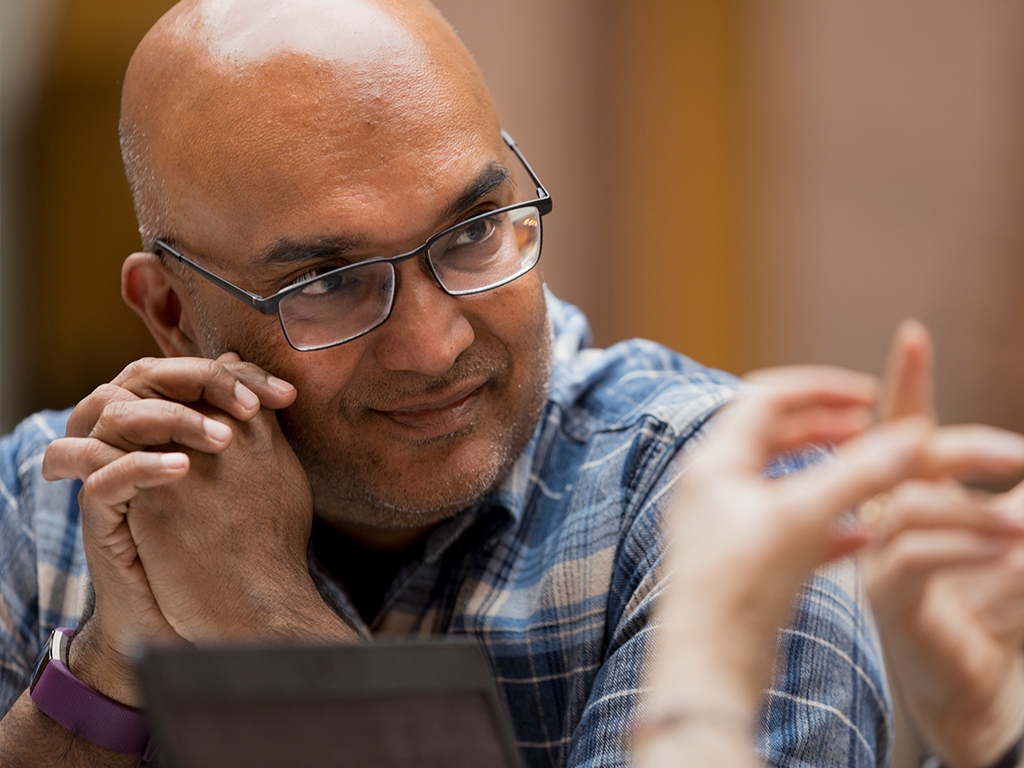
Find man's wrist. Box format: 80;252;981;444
1;689;142;768
29;628;154;760
67;624;144;708
242;574;362;643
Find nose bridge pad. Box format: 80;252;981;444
391;248;442;291
388;255;459;328
419;249;447;293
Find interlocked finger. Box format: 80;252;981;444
42;437;127;482
708;371;880;477
66;382;143;438
80;451;189;539
89;397;234;453
112;356;294;418
774;416;932;531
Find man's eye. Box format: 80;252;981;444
453;217;497;247
293;267;353;296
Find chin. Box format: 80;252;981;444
310;431;519;530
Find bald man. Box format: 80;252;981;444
0;1;890;766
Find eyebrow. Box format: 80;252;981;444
256;161;513;267
256;235;368;266
436;161;511;224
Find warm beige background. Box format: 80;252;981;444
4;1;1024;762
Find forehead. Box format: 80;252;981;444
149;15;502;263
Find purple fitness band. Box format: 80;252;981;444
29;628;155;761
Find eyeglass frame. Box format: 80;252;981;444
153;130;552;351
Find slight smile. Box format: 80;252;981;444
371;381;487;436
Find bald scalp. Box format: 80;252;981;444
119;0;496;251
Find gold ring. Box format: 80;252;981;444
858;494;889;525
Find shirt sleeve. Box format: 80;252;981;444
564;445;892;768
757;558;892;768
562;453;667;768
561;428;694;768
0;410;87;718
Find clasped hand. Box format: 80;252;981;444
40;354;328;704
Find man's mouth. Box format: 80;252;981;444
370;381;487;435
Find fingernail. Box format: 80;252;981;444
267;376;294;394
234;381;260;410
160;453;188;470
204;418;232;443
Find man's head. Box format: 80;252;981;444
118;0;552;547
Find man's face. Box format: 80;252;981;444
156;54;552;538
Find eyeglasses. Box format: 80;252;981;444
154;131;551;351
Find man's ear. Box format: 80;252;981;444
122;252;201;357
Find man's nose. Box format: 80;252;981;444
370;260;475;375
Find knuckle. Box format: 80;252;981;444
81;472;101;498
231;360;266;378
91;400;131;439
117;357;158;383
79;437;114;470
80;383;132;415
104;397;137;421
68;384;132;437
90;382;124;404
209;362;239;387
122;450;151;474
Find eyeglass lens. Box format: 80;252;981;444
278;204;543;350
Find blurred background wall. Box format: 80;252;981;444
3;2;1024;758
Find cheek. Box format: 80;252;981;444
260;341;368;418
473;275;550;387
187;282;283;361
490;276;547;353
194;292;364;396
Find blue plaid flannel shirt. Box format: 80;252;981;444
0;293;891;767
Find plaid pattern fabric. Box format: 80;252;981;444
0;292;891;767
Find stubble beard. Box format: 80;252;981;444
290;322;553;531
188;280;554;531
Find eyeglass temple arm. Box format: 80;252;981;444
501;130;552;216
153;240;280;315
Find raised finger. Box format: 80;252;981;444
89;397;234;453
880;319;936;421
